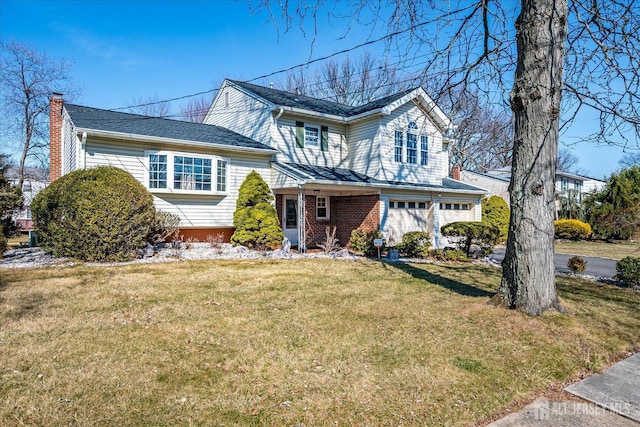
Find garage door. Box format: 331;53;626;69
386;200;433;245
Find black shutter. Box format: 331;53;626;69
295;121;304;148
321;125;329;151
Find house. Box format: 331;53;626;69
49;94;278;243
454;165;605;217
49;80;486;251
204;80;485;249
6;166;48;231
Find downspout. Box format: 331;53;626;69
80;132;87;170
273;106;284;154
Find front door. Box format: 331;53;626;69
283;196;298;244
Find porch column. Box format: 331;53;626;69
297;186;306;253
433;198;441;248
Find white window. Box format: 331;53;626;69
316;196;329;219
149;154;168;189
420;135;428;165
394;131;403;163
394;122;427;165
305;126;319;146
146;151;228;194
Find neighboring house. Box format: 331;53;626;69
6;166;48;231
204;79;485;249
50;80;486;251
455;165;605;217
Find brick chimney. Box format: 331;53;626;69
49;93;64;182
451;165;461;181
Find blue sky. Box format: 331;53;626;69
0;0;631;179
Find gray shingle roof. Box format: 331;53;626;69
228;80;417;117
64;104;274;151
274;162;486;193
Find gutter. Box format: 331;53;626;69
76;127;278;155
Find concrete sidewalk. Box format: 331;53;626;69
487;353;640;426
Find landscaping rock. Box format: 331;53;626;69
332;249;355;259
270;249;292;259
234;246;249;254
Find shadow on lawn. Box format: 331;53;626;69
386;262;496;298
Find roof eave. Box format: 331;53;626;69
76;127;278;155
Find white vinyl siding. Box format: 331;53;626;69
204;84;273;146
273;116;346;167
376;102;447;185
83;138;272;228
347;117;381;177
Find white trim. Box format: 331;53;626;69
77;127;277;155
144;149;229;196
315;195;329;220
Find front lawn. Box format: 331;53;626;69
1;259;638;426
555;240;640;260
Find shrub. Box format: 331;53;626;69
428;249;447;261
440;221;500;257
0;234;6;255
444;249;470;262
554;219;592;240
31;166;155;262
231;171;283;249
584;165;640;240
396;231;430;258
149;210;181;244
567;256;587;273
616;257;640;286
482;195;510;242
348;228;384;257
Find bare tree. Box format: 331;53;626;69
436;88;513;172
619;153;640;169
0;40;80;187
126;95;172;118
252;0;640;315
556;147;582;174
280;52;403;106
179;93;214;123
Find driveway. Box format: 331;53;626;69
490;248;617;279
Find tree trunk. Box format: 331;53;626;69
495;0;568;316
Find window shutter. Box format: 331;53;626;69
321;126;329;151
295;121;304;148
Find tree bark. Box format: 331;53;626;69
495;0;568;315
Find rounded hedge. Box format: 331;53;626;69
554;219;592;240
616;257;640;286
31;166;156;262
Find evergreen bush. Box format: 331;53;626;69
231;171;283;249
482;195;510;242
31;166;156;262
554;219;592;240
396;231;430;258
348;228;384;257
616;257;640;286
440;221;500;257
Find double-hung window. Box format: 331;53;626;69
406;133;417;164
395;122;428;165
146;151;228;194
420;135;428;165
394;131;403;163
316;196;329;220
149;154;168;189
305;126;319;146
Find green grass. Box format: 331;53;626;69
1;259;638;426
555;240;640;260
